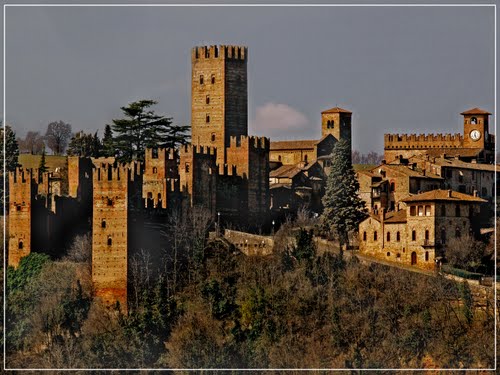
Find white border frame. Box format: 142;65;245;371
2;2;497;372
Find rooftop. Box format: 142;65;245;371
270;139;317;151
269;164;303;179
401;189;487;203
460;107;491;115
321;106;352;114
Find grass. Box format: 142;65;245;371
18;154;67;171
353;164;376;172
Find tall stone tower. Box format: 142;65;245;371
191;45;248;167
321;106;352;142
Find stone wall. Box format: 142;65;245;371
224;229;274;256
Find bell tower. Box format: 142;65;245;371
461;107;490;149
191;45;248;167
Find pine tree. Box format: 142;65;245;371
322;139;367;247
1;124;20;172
102;124;114;157
39;146;48;174
109;99;189;163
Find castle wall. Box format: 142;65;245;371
143;148;178;209
269;149;315;165
384;133;463;162
224;229;274;256
8;169;35;267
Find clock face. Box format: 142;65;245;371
470;130;481;141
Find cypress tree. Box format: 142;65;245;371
102;124;114;158
322;139;367;247
39;146;48;174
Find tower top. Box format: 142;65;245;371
460;107;491;116
321;106;352;114
192;45;247;61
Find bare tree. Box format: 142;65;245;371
445;234;486;271
65;233;92;269
45;121;72;155
19;131;45;154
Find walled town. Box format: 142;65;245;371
5;44;498;369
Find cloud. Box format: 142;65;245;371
250;102;310;138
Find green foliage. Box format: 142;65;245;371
292;228;316;263
38;146;48;174
1;124;20;172
110;99;190;163
322;139;367;245
7;252;51;292
441;265;483;280
67;131;101;157
460;281;473;325
101;124;114;157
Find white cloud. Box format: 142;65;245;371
249;102;310;137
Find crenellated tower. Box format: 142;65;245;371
143;147;178;209
191;45;248;167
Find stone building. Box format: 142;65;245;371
359;190;486;270
384;108;494;163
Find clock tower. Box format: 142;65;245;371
461;107;491;149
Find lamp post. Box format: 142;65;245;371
217;212;221;237
272;220;275;236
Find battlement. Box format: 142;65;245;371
218;164;238;177
93;164;141;183
10;167;33;184
228;135;270;150
145;147;177;161
180;143;217;157
192;45;247;61
384;133;463;149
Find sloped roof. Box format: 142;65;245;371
321;106;352;114
460;107;491;115
384;210;407;223
372;164;442;179
401;189;487;203
270;164;303;179
426;157;498;172
270;139;317;151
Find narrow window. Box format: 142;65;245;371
107;237;112;246
363;231;367;241
418;206;424;216
304;155;308;163
211;133;216;142
18;241;23;250
206;114;210;123
107;198;113;207
386;252;391;257
152;167;157;174
199;75;204;84
425;251;429;261
211;74;215;84
374;231;378;241
101;220;106;228
147;192;153;199
425;205;431;216
410;206;416;216
16;205;21;211
396;231;400;242
412;230;416;241
441;205;446;216
206;95;210;104
278;155;282;162
425;229;429;241
441;228;446;244
185;163;190;173
390;182;395;192
471;117;477;125
152;148;158;158
455;205;460;217
386;232;391;242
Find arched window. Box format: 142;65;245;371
199;75;204;85
425;229;429;241
152;167;157;174
390;182;395;192
386;232;391;242
206;114;210;123
211;74;215;84
211;133;216;142
471;117;477;125
18;241;23;249
425;205;431;216
455;205;460;217
101;220;106;228
396;231;400;242
374;231;378;241
386;252;391;257
206;95;210;104
107;198;113;206
107;237;112;246
363;231;367;241
412;230;416;241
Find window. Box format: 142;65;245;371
386;252;391;257
16;205;21;211
107;198;113;206
471;116;477;125
101;220;106;228
363;231;367;241
425;205;431;216
199;75;204;84
211;74;215;84
441;228;446;244
211;133;216;142
446;169;452;179
206;95;210;104
107;237;112;246
152;148;158;158
386;232;391;242
418;206;424;216
185;163;190;173
304;155;308;163
441;205;446;216
455;205;460;217
18;241;23;250
425;229;429;241
147;192;153;199
410;206;416;216
455;227;461;238
425;251;429;261
396;231;401;242
390;182;395;192
374;231;378;241
412;230;416;241
278;155;282;162
152;167;157;174
206;114;210;123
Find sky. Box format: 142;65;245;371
2;2;496;153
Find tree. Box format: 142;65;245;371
322;139;368;246
39;146;48;174
445;234;485;272
18;131;45;155
45;121;72;155
67;131;101;157
110;99;189;163
101;124;114;157
1;124;19;172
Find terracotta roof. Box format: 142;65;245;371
270;164;303;179
427;157;498;172
384;210;407;223
424;148;485;158
460;107;491;115
270;183;292;190
321;106;352;114
270;139;317;151
372;164;442;179
401;189;487;203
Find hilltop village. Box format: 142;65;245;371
7;45;497;309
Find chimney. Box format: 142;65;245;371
448;189;452;198
473;189;478;197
